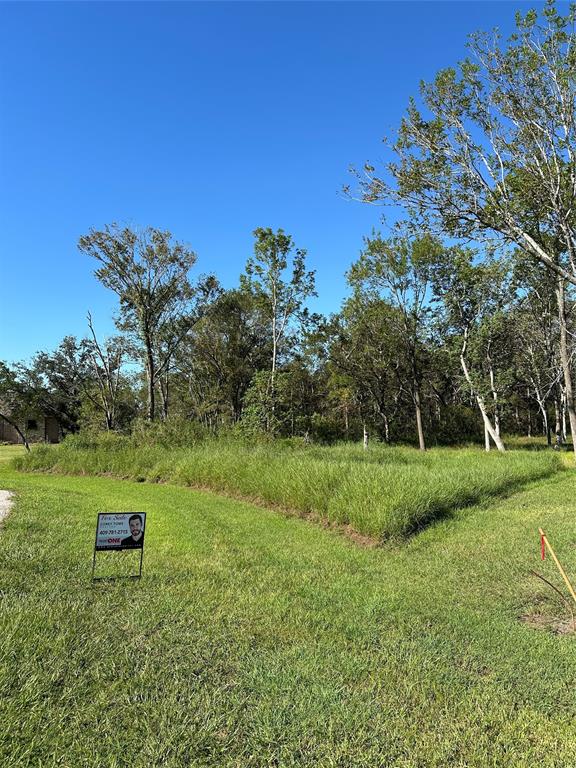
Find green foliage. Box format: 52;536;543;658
130;416;212;449
18;336;86;435
78;223;219;421
238;371;281;437
322;296;407;440
173;288;272;424
240;365;320;439
243;228;316;331
241;228;317;432
78;224;198;324
16;440;560;541
353;0;576;287
346;230;446;448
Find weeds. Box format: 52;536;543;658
15;440;561;541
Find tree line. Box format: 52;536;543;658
2;1;576;455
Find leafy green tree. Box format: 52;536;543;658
1;338;99;444
241;227;316;432
78;224;216;421
511;257;562;445
352;2;576;288
348;231;443;450
323;297;407;443
241;362;321;439
172;288;272;425
432;249;511;451
23;337;86;436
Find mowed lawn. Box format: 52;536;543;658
1;446;576;766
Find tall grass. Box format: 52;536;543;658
15;436;562;541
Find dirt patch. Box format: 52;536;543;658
519;612;576;635
0;490;13;526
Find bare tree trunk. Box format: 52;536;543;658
484;424;490;452
363;422;368;450
85;312;123;431
139;316;157;422
476;391;505;451
267;310;277;434
413;377;426;451
145;348;155;422
159;375;169;421
487;349;500;437
460;328;505;452
531;382;550;446
556;278;576;458
554;393;563;446
538;402;550;444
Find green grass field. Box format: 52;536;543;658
1;443;576;765
15;439;562;540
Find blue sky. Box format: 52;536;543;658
0;1;548;363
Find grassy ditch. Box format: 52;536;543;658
15;438;562;541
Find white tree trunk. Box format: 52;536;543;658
413;378;426;451
487;353;500;437
556;278;576;458
460;329;505;452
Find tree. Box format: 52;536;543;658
241;227;316;431
81;313;132;431
324;297;408;444
24;337;86;436
511;256;563;445
173;288;272;425
348;230;443;450
432;248;511;451
78;224;215;421
241;361;322;439
352;2;576;289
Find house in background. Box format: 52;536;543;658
0;414;60;444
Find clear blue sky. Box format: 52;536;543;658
0;1;548;363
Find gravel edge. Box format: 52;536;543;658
0;490;13;525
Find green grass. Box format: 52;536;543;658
15;439;562;541
1;445;576;766
0;444;27;464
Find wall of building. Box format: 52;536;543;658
0;415;60;444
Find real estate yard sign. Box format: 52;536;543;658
92;512;146;580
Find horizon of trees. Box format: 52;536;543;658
2;221;575;454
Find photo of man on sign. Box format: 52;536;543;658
95;513;147;551
121;514;145;548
